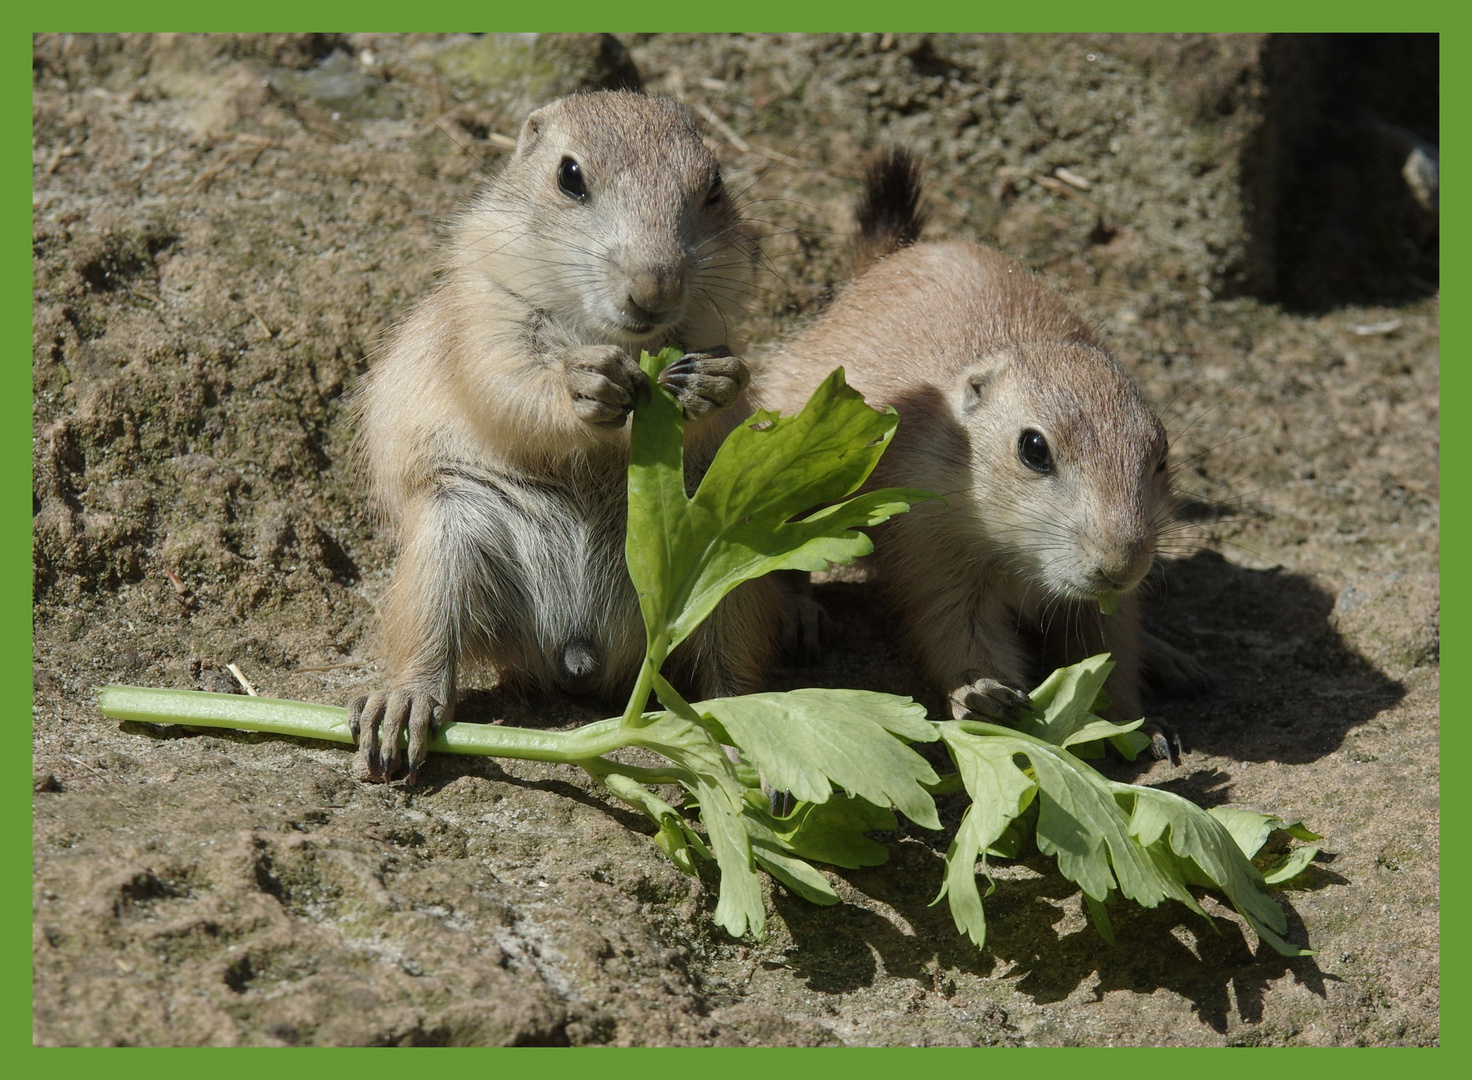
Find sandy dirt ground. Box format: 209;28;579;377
32;33;1437;1045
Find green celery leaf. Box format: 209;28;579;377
1004;655;1150;760
1208;807;1323;858
618;351;937;937
653;816;699;874
985;819;1026;860
1024;653;1115;745
699;689;941;829
1106;730;1153;761
1283;823;1325;843
1060;717;1146;751
1204;807;1321;888
937;720;1207;950
626;353;931;654
1084;893;1117;945
754;793;897;869
598;771;710;875
751;841;841;905
623;710;765;938
625;347;689;656
931;728;1039;947
1207;806;1284;858
1026;747;1194;909
1261;846;1321;886
1128;786;1312;956
936;806;1009;948
692;771;766;937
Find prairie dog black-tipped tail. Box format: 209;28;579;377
854;147;928;271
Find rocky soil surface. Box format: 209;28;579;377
32;33;1438;1046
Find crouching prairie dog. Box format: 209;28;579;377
759;149;1207;741
350;91;780;782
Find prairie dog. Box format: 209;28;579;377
760;150;1201;732
350;91;778;781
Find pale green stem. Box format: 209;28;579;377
596;768;675;812
101;685;634;763
579;755;691;788
595;768;691;823
100;685;704;842
620;640;667;728
99;686;355;742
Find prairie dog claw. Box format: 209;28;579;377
658;346;748;420
348;689;445;783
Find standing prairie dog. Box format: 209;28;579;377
760;149;1205;738
350;91;778;782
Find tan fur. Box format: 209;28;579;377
759;240;1174;724
350;91;778;781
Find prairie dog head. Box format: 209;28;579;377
455;91;754;348
955;341;1172;601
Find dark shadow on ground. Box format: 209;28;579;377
1140;550;1404;765
774;551;1403;771
775;836;1335;1034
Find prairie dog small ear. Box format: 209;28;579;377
515;111;545;156
957;354;1008;413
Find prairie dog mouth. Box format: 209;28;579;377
610;321;667;347
618;298;679;336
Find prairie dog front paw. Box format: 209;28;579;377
1141;630;1215;698
565;345;647;428
348;687;448;783
948;673;1032;722
657;346;749;421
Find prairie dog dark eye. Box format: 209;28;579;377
705;171;724;206
1018;429;1053;474
557;157;588;201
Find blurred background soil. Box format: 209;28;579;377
31;33;1438;1046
